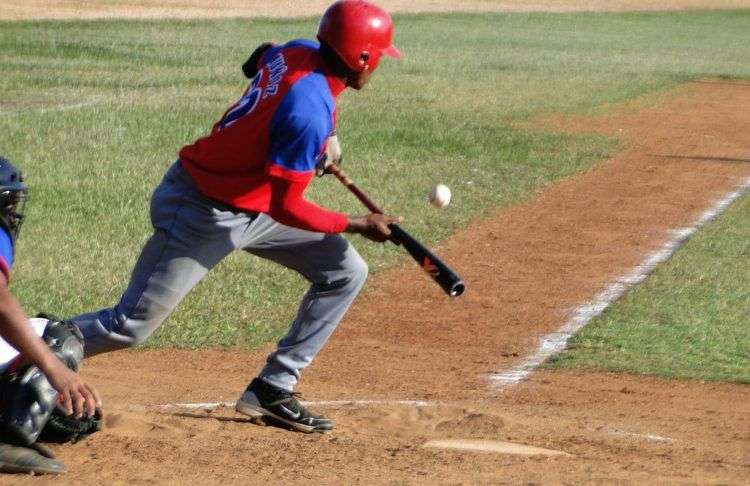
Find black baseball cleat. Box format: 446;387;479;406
235;378;333;433
0;443;66;475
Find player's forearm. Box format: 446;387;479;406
269;198;348;233
268;174;348;233
0;283;61;375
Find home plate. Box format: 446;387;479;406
424;439;570;456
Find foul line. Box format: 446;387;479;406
490;176;750;388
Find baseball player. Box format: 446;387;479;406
0;157;101;475
68;0;401;433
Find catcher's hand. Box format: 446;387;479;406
316;132;342;177
46;362;101;418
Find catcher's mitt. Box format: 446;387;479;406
39;409;103;444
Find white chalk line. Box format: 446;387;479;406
158;399;436;411
490;176;750;388
36;100;104;114
1;99;107;116
608;429;675;443
592;427;676;443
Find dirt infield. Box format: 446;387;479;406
3;4;748;484
2;0;749;21
1;80;746;484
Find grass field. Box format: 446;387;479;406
551;192;750;383
2;10;749;349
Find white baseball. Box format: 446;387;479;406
429;184;451;208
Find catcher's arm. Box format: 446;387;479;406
0;282;101;417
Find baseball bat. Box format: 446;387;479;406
327;164;465;297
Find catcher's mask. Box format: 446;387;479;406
0;156;28;244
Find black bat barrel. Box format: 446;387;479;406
389;225;465;297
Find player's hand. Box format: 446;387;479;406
316;133;342;176
46;361;102;418
346;213;403;242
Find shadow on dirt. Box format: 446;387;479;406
164;410;303;433
651;154;750;163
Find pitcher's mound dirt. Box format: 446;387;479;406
5;81;749;485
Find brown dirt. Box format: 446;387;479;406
2;80;747;484
2;0;749;21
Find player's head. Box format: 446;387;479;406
317;0;400;89
0;156;28;243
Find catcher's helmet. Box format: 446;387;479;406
317;0;401;73
0;156;28;242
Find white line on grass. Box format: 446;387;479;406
490;176;750;388
1;99;106;116
35;100;104;114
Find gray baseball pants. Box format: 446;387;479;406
71;161;367;391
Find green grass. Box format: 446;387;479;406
551;193;750;383
1;10;748;348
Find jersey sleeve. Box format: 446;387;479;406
0;227;14;282
263;72;346;233
267;175;349;233
267;74;333;177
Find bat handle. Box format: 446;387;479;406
327;164;383;214
328;164;404;244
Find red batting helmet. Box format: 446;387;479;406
317;0;401;72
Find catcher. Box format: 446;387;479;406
0;157;101;475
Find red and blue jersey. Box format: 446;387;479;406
179;39;349;233
0;227;13;281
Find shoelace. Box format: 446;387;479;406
266;389;304;406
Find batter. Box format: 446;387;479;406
70;0;401;433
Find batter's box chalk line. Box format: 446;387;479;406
600;427;676;443
157;399;436;411
490;176;750;388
